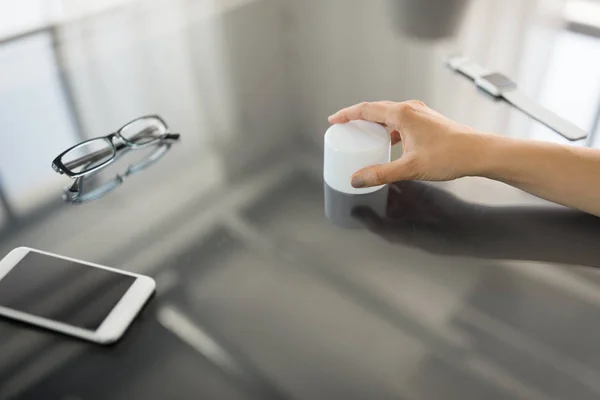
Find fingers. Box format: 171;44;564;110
351;157;416;188
391;130;401;145
328;100;427;127
328;101;393;125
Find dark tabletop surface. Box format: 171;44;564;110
1;0;600;399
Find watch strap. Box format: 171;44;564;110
446;56;588;141
447;56;489;80
503;90;588;141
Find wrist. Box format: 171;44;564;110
457;131;507;179
474;133;545;185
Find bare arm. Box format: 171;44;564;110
482;135;600;216
328;100;600;217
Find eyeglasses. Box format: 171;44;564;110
63;141;174;204
52;115;180;178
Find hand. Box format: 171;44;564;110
328;100;487;188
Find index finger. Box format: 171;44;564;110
328;101;393;125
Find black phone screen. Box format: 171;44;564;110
0;252;135;330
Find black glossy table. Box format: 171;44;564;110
1;0;600;399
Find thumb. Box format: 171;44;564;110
351;157;415;188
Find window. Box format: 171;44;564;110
0;31;81;214
528;29;600;145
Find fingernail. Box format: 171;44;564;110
351;174;365;188
352;169;377;188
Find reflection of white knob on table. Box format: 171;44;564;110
324;120;391;194
323;182;388;229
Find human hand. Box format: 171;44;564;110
328;100;488;188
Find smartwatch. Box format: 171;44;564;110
446;55;588;141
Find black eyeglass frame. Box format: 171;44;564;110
52;114;178;178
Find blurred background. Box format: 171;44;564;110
0;0;598;224
0;0;600;399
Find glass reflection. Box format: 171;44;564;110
352;181;600;268
63;141;175;204
324;182;388;229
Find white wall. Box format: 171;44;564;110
0;0;49;38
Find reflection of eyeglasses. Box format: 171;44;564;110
52;115;180;178
63;141;174;204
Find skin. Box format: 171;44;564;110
328;100;600;217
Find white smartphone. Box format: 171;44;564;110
0;246;155;344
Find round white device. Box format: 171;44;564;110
324;120;391;194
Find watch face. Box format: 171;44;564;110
481;73;516;89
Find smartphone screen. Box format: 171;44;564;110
0;252;136;331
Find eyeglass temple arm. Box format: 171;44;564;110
63;133;180;170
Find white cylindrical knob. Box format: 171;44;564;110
324;120;391;194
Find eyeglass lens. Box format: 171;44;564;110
61;138;115;175
119;117;167;145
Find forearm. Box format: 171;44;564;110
476;134;600;217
